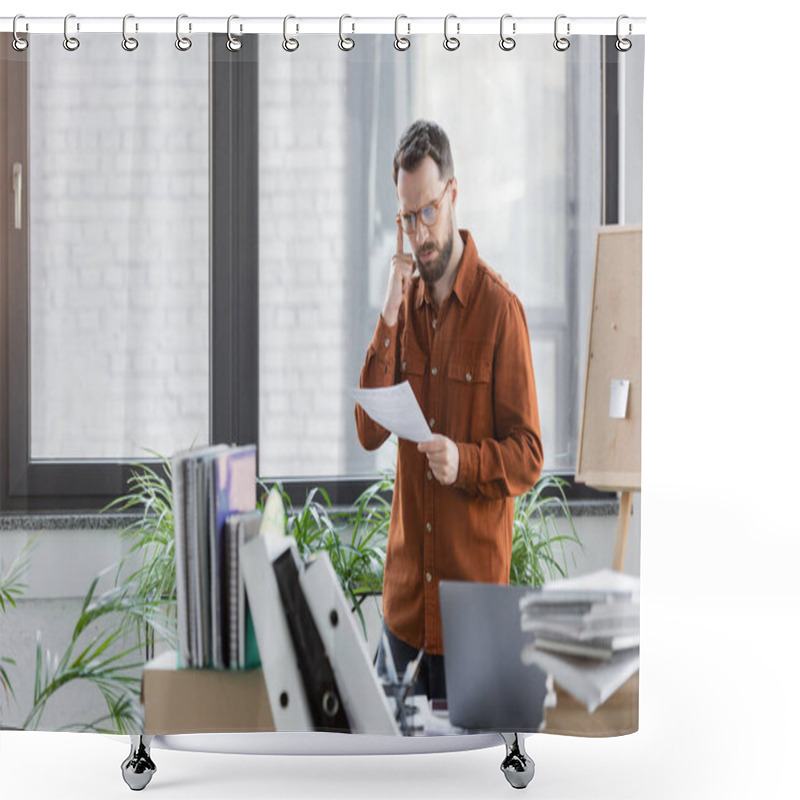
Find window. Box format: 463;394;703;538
1;33;637;511
256;35;605;482
27;35;211;460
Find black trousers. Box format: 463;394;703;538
375;621;447;701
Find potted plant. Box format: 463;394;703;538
0;539;35;718
510;474;584;586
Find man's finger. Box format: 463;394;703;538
397;220;405;255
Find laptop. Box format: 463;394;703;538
439;581;549;732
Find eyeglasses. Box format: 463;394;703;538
396;180;452;234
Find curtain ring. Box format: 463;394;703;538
122;14;139;51
616;15;632;52
283;15;299;52
63;13;80;51
553;14;570;52
394;15;410;51
499;14;516;51
338;14;355;51
12;14;29;51
227;15;242;51
443;14;460;51
176;14;192;51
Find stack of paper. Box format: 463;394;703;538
519;569;640;712
171;444;258;669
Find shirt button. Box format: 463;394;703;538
426;572;432;583
402;361;407;371
426;523;432;532
384;338;391;348
432;319;437;329
431;367;438;376
429;418;435;429
427;470;433;480
465;372;472;382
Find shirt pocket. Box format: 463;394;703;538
445;352;492;385
400;338;427;403
444;345;493;440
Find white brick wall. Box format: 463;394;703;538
28;34;210;460
258;36;350;478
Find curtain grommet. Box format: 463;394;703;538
226;15;243;52
338;14;355;51
176;14;192;51
499;14;516;51
615;15;632;52
12;14;29;51
553;14;570;52
121;14;139;51
443;14;460;51
63;14;80;51
282;15;299;52
394;15;410;51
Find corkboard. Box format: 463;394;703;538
575;226;642;492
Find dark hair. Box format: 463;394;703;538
392;120;454;185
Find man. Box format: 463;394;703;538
355;120;543;700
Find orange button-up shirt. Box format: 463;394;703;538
355;230;543;655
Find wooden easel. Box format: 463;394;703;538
575;226;642;573
612;491;634;572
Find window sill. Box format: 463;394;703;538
0;512;139;531
0;496;621;532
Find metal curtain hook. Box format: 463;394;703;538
122;14;139;51
394;14;410;51
283;15;299;52
499;14;516;51
12;14;29;51
443;14;460;51
227;15;242;51
553;14;570;51
339;14;355;51
176;14;192;51
63;13;80;51
616;15;632;51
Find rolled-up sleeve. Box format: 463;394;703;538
454;296;543;498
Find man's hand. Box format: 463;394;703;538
418;434;460;486
381;222;415;327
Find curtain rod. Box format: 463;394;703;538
0;16;645;37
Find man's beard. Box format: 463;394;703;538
415;229;454;286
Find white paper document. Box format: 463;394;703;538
350;381;433;443
609;379;630;419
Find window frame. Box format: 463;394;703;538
1;33;619;513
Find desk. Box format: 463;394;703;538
142;651;637;737
545;673;639;737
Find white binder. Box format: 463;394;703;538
299;553;400;736
240;533;312;732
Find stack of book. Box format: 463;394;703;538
519;569;640;712
171;444;260;670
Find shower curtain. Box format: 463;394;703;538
0;19;644;743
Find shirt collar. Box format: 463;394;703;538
414;229;478;310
